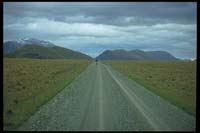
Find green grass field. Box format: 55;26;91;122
3;58;91;130
104;61;196;116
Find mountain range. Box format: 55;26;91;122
4;38;92;59
96;49;179;61
4;38;55;55
3;41;24;55
4;38;182;61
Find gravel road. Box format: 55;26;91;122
18;62;195;131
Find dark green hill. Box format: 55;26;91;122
96;49;179;61
5;44;92;60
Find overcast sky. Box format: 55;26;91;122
4;2;197;59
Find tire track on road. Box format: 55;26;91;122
98;64;104;131
79;64;98;130
102;63;170;131
102;63;195;131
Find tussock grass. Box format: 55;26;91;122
105;61;196;116
3;58;91;130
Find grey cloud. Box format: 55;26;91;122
4;2;197;26
3;2;197;59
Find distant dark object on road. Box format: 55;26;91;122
95;59;98;65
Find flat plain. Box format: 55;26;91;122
3;58;91;130
17;62;195;131
104;61;196;116
4;59;196;131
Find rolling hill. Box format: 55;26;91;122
5;44;92;60
96;49;179;61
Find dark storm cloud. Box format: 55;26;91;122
4;2;196;26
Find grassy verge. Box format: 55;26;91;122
3;58;91;130
104;60;196;116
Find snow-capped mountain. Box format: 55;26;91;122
3;41;24;55
18;38;55;47
4;38;55;54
